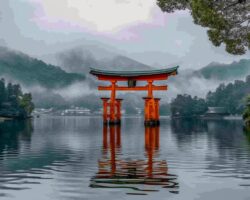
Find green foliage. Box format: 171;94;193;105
225;39;245;55
191;0;228;29
171;75;250;117
243;95;250;122
0;78;6;105
157;0;250;55
206;77;250;114
248;33;250;48
0;79;34;118
207;29;224;47
157;0;189;12
19;93;35;116
0;47;85;89
171;94;207;117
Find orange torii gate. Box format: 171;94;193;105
90;66;179;126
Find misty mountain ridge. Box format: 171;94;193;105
41;44;250;83
0;46;85;89
194;59;250;81
42;46;152;74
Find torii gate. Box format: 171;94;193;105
90;66;179;126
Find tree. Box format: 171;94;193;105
171;94;208;117
0;79;6;105
0;80;35;118
157;0;250;55
19;93;34;116
206;79;250;114
243;95;250;128
6;83;13;101
12;84;22;98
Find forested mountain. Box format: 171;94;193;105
0;47;85;89
194;59;250;81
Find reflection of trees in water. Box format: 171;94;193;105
0;120;33;158
205;120;250;179
0;118;71;172
244;126;250;143
170;118;208;145
90;125;179;195
171;119;250;180
170;119;245;148
0;120;34;196
0;119;76;197
171;118;208;134
206;120;244;148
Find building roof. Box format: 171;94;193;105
89;66;179;78
206;107;228;114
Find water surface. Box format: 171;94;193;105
0;116;250;199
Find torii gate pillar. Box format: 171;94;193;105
143;97;161;126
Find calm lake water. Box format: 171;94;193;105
0;116;250;200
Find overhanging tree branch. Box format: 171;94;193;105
157;0;250;55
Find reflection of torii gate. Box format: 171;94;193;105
89;125;179;194
90;67;179;126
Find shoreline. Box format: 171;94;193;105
171;115;243;120
0;116;32;122
0;117;13;122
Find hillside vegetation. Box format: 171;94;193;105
0;78;34;118
0;47;85;89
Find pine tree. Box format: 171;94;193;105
157;0;250;55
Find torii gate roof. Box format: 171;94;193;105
90;66;179;81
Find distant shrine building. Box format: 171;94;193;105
90;67;179;126
203;107;229;119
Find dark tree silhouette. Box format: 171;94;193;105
0;79;34;118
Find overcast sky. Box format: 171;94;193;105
0;0;249;69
